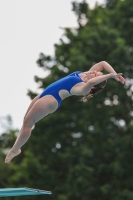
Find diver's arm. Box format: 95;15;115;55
89;61;116;73
89;61;125;84
83;73;123;94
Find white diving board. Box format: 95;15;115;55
0;188;52;197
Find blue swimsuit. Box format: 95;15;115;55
39;71;84;109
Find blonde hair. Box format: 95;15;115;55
80;80;107;102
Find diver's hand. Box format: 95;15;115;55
110;73;125;84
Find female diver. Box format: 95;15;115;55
5;61;125;163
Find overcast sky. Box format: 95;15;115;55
0;0;105;132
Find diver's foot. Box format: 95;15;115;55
5;149;21;164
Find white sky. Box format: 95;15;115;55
0;0;105;132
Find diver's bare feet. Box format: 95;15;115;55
5;149;21;164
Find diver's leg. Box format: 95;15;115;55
23;95;40;120
5;95;58;163
16;95;40;139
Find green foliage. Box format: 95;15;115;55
1;0;133;199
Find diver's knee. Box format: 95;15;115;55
23;118;34;128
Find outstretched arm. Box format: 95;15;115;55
83;73;124;94
89;61;116;73
89;61;125;84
